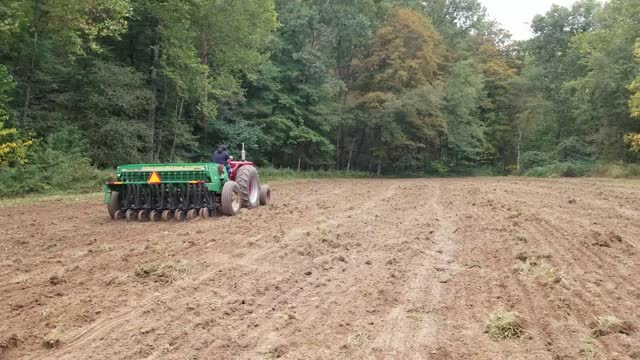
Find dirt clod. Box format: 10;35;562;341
590;231;625;248
48;274;65;286
269;344;288;358
0;334;20;350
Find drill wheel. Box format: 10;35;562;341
161;210;173;222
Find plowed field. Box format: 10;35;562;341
1;178;639;359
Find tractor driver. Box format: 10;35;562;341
212;145;233;175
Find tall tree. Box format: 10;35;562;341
527;0;600;147
443;59;486;165
624;39;640;152
569;0;640;159
352;8;447;173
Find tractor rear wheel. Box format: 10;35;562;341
221;181;241;216
107;191;121;219
259;185;271;206
236;165;260;209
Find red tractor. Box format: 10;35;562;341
228;160;271;209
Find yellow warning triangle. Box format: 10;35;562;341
147;171;162;184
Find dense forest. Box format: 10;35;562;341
1;0;640;194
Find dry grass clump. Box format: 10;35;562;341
578;336;603;359
134;261;190;283
513;257;562;285
346;331;369;348
485;309;524;340
42;328;63;349
592;315;635;337
513;234;528;243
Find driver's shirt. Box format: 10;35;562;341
212;151;230;164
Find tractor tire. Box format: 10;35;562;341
236;165;260;209
259;184;271;206
107;191;121;219
221;181;241;216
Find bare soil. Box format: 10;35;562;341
1;178;639;359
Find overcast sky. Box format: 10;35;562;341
480;0;579;40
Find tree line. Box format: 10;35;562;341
1;0;639;180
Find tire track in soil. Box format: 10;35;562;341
365;181;458;359
503;185;639;309
496;183;640;357
544;209;638;286
512;216;629;355
430;183;554;359
234;183;404;358
475;180;623;358
526;219;639;356
227;181;433;359
204;182;404;358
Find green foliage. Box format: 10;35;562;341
409;0;487;44
75;61;155;167
556;136;591;162
520;151;550;170
236;1;342;169
629;39;640;119
258;167;370;182
464;166;498;177
44;0;132;55
444;60;486;164
0;135;109;197
568;0;640;159
624;39;640;152
524;161;640;179
2;0;640;198
524;162;591;178
0;64;14;123
430;160;449;176
589;161;640;178
0;67;32;166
